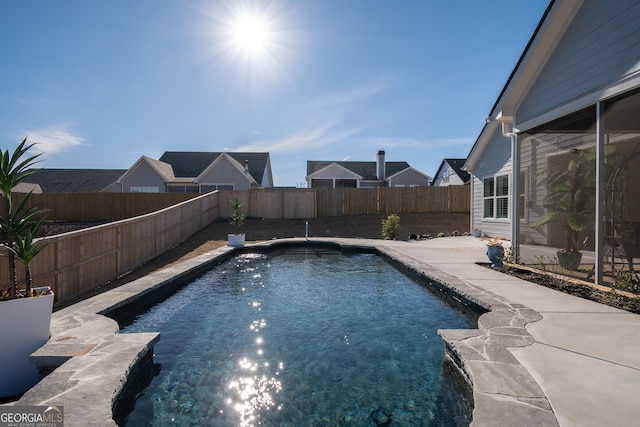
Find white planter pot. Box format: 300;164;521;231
0;287;54;399
228;233;245;247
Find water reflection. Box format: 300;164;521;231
226;357;282;426
120;252;474;426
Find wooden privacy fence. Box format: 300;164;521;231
9;192;196;222
8;187;469;222
0;191;220;305
214;189;317;219
0;186;468;306
315;186;469;216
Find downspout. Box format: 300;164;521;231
462;160;474;234
502;121;519;252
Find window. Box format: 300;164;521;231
483;174;509;219
131;186;159;193
442;170;449;183
335;179;357;188
201;184;234;193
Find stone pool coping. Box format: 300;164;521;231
7;237;640;426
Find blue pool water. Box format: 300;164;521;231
118;249;475;426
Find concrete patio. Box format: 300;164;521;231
5;236;640;426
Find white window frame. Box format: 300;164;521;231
483;174;510;219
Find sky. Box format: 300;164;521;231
1;1;550;187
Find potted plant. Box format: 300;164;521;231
532;147;610;270
0;138;53;399
473;228;482;238
483;236;506;268
228;198;246;247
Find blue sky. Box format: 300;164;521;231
1;1;549;187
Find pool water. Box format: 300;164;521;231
119;249;474;426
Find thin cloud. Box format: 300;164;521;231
364;137;474;149
237;119;362;153
22;128;85;154
308;79;390;110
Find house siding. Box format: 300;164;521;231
261;162;273;187
432;168;465;186
120;162;166;192
518;0;640;124
471;129;512;237
309;164;359;179
388;169;430;187
199;157;251;190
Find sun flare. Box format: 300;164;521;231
230;12;272;55
203;2;291;84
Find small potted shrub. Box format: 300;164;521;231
0;138;53;398
483;236;506;268
381;214;400;240
228;198;246;247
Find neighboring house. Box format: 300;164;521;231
430;158;470;186
464;0;640;285
104;151;274;193
306;150;431;188
23;169;127;193
12;182;42;194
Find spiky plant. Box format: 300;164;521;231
229;198;245;232
0;138;44;299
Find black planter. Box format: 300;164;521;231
557;251;582;271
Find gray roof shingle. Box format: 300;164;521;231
159;152;269;183
25;169;127;193
306;160;410;181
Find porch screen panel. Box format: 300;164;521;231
518;106;596;279
601;89;640;278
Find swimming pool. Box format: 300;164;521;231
116;247;476;426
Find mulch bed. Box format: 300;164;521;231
488;264;640;315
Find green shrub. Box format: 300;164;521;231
381;214;400;240
613;271;640;295
437;232;446;238
229;198;245;231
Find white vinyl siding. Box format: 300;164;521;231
470;125;513;237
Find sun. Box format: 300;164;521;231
202;2;291;84
230;12;272;55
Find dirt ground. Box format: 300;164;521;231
64;213;468;308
